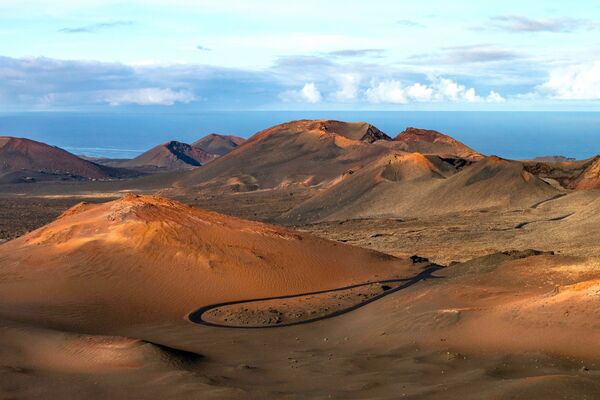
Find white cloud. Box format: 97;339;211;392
486;90;506;103
433;77;470;101
301;83;322;103
332;73;360;101
538;62;600;100
365;80;408;104
280;82;322;103
365;77;503;104
98;88;195;106
405;83;433;101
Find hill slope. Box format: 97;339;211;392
121;141;217;171
0;136;130;183
192;134;246;156
0;195;412;330
282;155;559;223
392;127;483;160
569;156;600;190
172;120;394;192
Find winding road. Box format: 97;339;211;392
188;264;444;329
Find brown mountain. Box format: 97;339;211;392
192;134;246;156
172;120;394;192
121;140;217;171
392;127;483;160
569;156;600;190
312;120;391;143
281;155;558;223
523;156;597;190
0;136;130;183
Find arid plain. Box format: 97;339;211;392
1;120;600;399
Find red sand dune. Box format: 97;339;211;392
0;194;413;331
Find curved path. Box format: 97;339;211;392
188;264;444;329
530;193;567;209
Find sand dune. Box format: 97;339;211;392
0;194;412;332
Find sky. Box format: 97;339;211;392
2;0;600;111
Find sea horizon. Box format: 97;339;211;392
0;110;599;160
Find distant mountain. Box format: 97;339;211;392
192;134;245;156
532;155;576;163
121;141;217;171
172;120;394;192
392;128;482;161
0;136;133;183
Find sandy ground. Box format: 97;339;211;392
2;189;600;399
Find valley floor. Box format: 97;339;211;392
1;186;600;399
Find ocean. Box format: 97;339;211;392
0;111;599;160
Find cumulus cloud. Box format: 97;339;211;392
280;82;322;103
58;20;133;33
365;77;504;104
98;88;195;106
332;73;360;101
491;15;592;33
486;90;506;103
365;80;409;104
538;62;600;99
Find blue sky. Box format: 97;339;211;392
2;0;600;111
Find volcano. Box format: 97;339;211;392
121;141;217;171
192;134;246;156
0;136;130;183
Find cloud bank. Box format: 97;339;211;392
0;54;525;109
365;78;505;104
99;88;195;106
538;62;600;100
